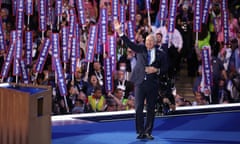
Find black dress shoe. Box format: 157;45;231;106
145;133;154;140
136;134;146;139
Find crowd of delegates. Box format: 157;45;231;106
0;0;240;115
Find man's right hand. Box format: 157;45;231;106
113;20;122;35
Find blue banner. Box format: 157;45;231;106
47;1;53;26
201;46;213;87
100;8;108;44
25;31;33;66
76;0;86;25
0;19;6;51
193;0;202;32
0;43;14;78
221;0;227;11
145;0;150;10
222;10;229;45
13;57;20;76
16;10;24;32
112;0;119;20
61;26;69;62
108;35;116;72
35;38;50;73
127;21;135;42
69;11;76;38
120;5;126;34
129;0;136;22
39;0;47;31
10;30;17;44
67;9;76;57
75;23;80;58
5;43;14;63
158;0;168;20
104;57;113;93
14;38;22;76
55;0;62;16
26;0;33;15
71;37;77;73
85;25;98;62
202;0;210;24
168;0;178;33
15;38;22;59
96;26;103;55
69;8;75;15
51;33;60;58
12;0;17;16
20;60;29;84
54;57;68;96
16;0;24;11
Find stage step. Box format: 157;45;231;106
175;62;196;103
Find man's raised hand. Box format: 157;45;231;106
113;19;122;35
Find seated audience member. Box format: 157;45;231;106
218;78;232;104
72;99;86;114
114;70;134;99
86;74;104;96
192;91;209;106
108;88;129;111
105;98;118;112
174;94;192;107
88;60;105;87
36;70;49;85
227;74;240;102
67;84;79;111
69;67;89;95
87;86;106;112
72;91;90;113
127;94;135;110
77;91;88;103
117;48;137;80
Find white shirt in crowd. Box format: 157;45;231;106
155;26;183;51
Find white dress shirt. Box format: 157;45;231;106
155;26;183;51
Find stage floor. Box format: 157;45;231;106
52;103;240;144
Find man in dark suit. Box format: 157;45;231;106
114;20;168;140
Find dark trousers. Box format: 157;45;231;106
134;79;159;134
168;46;180;79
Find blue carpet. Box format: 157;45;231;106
52;111;240;144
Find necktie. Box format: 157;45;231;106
147;50;151;65
165;34;169;44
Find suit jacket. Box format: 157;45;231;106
121;35;168;85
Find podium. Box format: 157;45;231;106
0;83;52;144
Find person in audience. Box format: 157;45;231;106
117;48;137;80
87;86;106;112
192;91;209;106
127;94;135;110
86;74;104;96
108;88;128;111
88;60;105;90
175;94;191;107
114;70;134;99
72;91;89;113
105;98;118;112
72;99;86;113
69;67;89;95
155;21;183;81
